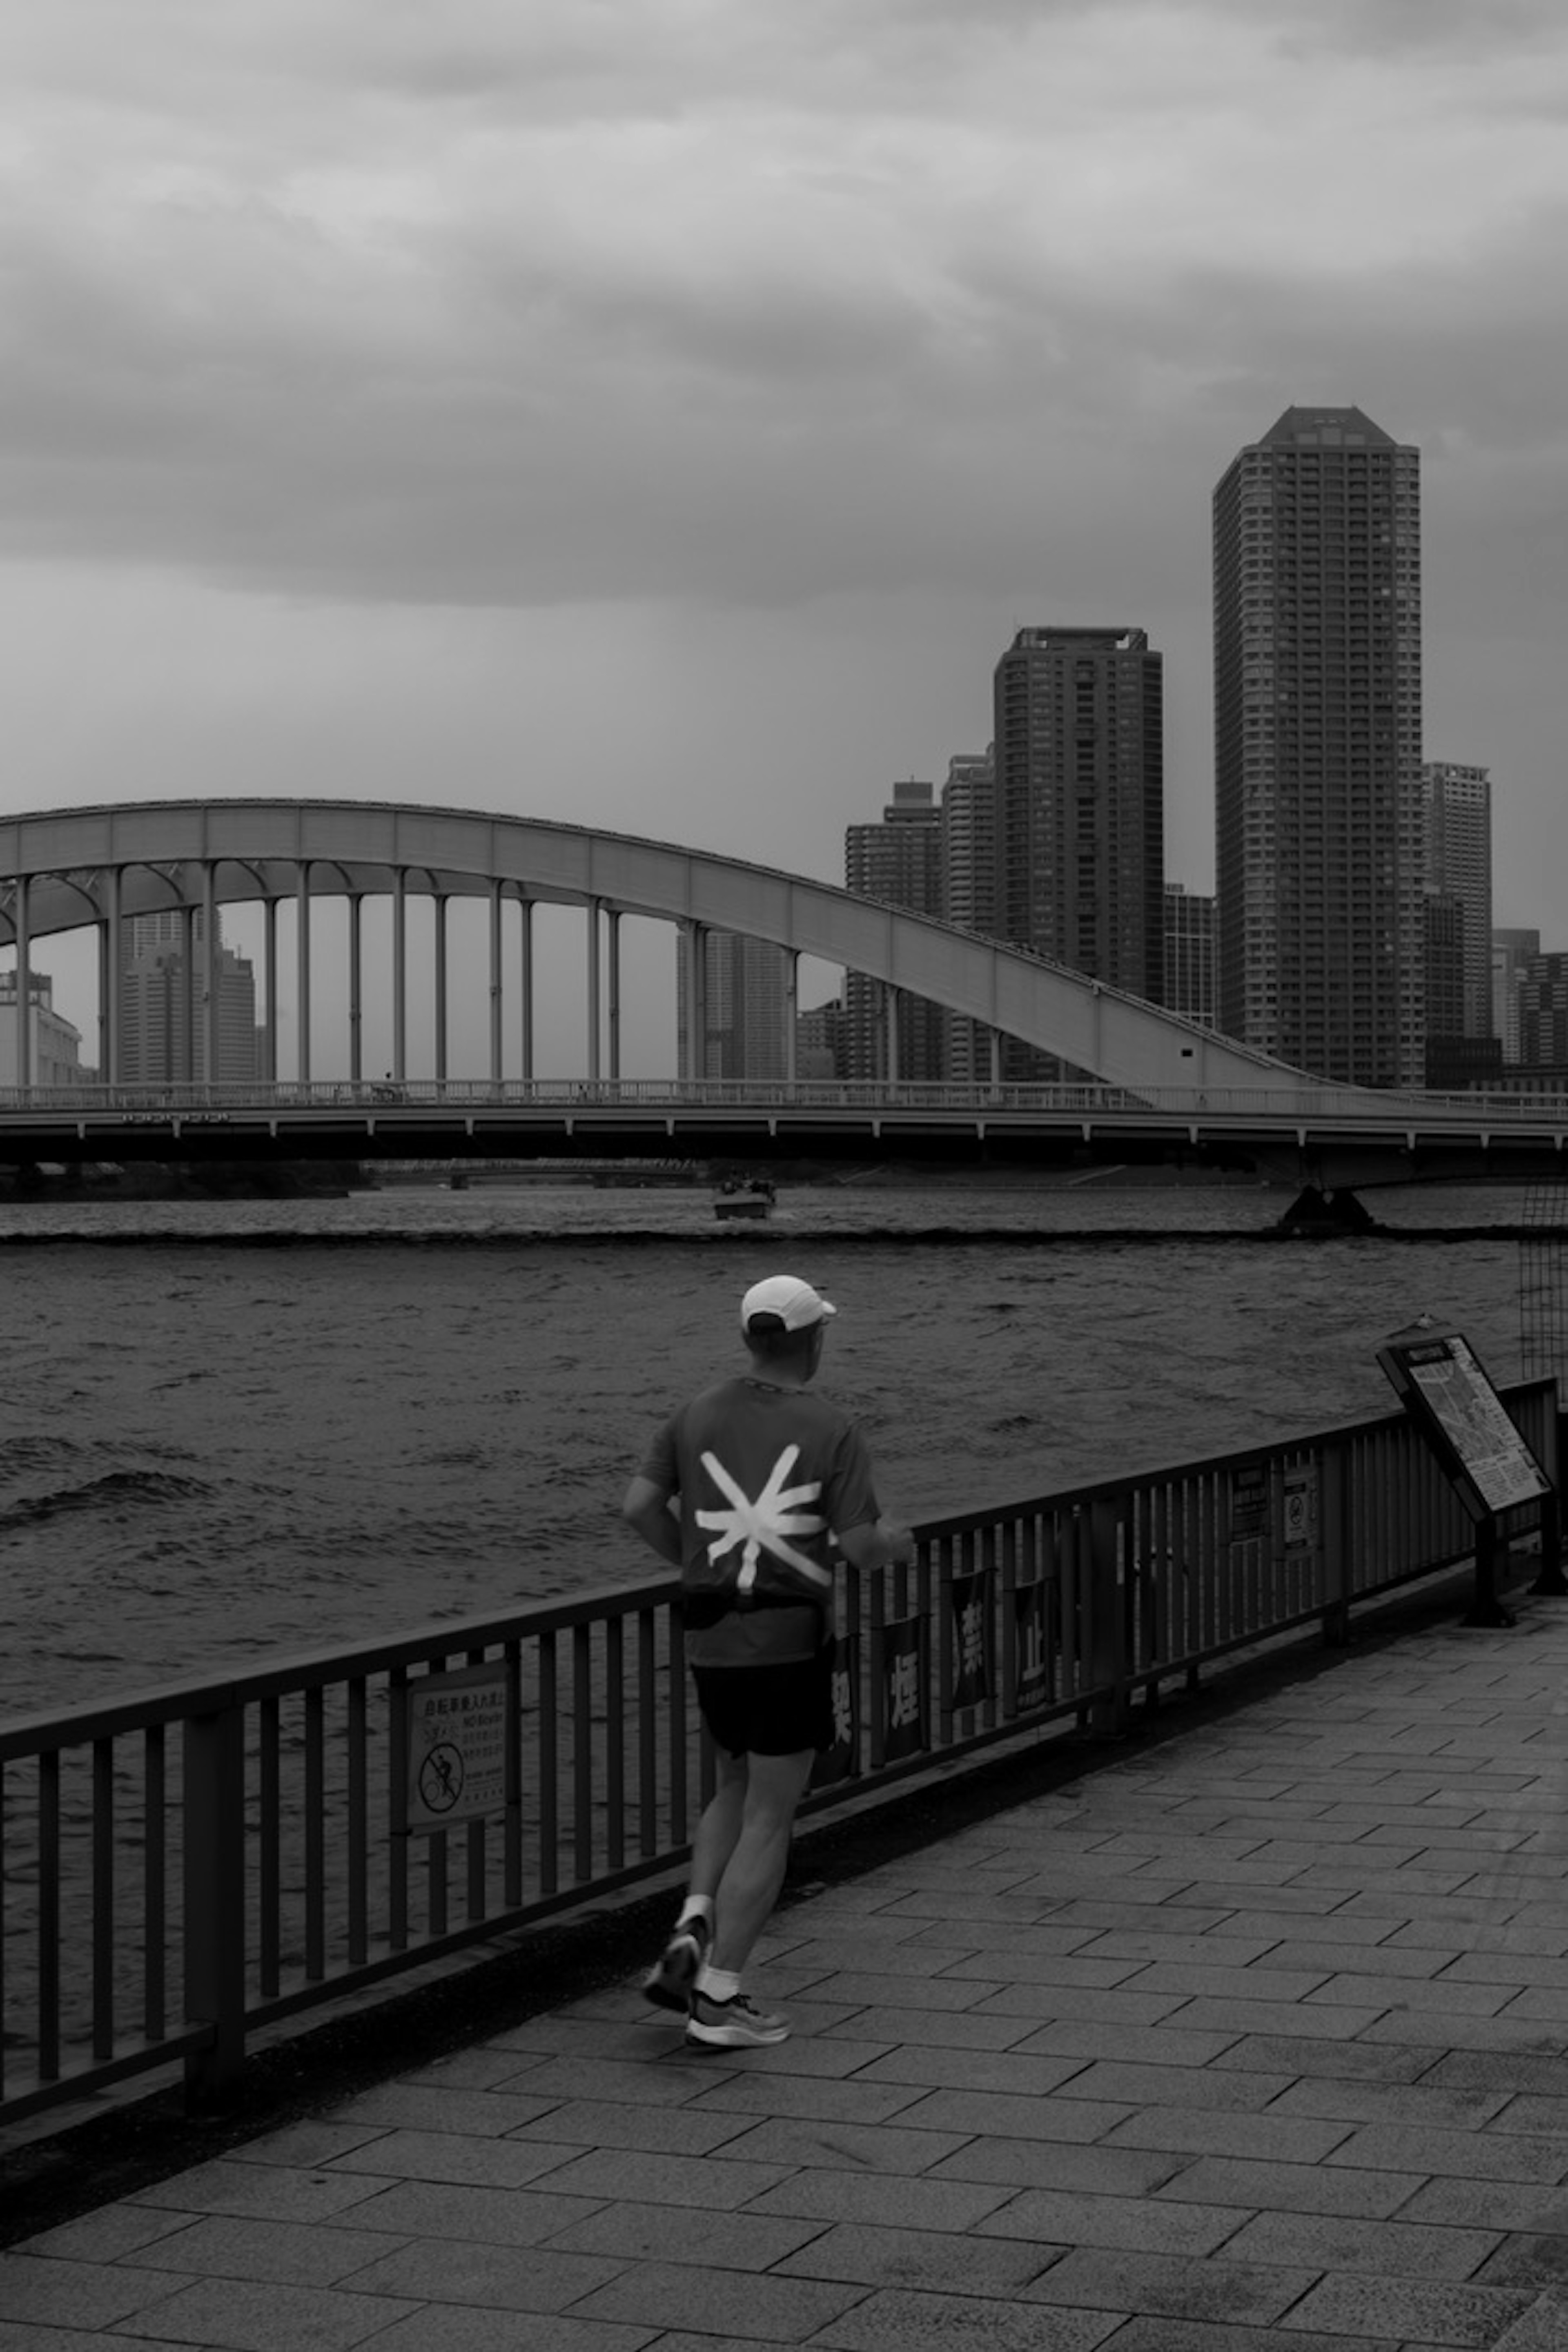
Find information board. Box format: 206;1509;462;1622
401;1661;510;1833
1378;1326;1552;1521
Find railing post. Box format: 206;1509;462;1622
1320;1440;1351;1646
183;1703;247;2109
1087;1498;1129;1738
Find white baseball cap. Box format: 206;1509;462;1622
740;1275;837;1333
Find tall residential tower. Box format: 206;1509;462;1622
992;626;1164;1075
1213;405;1423;1087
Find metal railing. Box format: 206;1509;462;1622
4;1076;1568;1127
1;1379;1558;2127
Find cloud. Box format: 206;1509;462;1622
0;0;1564;625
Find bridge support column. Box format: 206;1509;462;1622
180;904;196;1080
13;871;30;1089
786;951;798;1084
99;866;121;1085
348;894;363;1083
295;860;312;1085
434;893;448;1087
488;880;503;1085
263;897;278;1081
392;867;407;1082
202;861;219;1085
518;894;534;1085
585;898;601;1082
607;908;621;1082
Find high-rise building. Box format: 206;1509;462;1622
939;749;997;1082
676;931;791;1080
1213;405;1424;1087
118;909;258;1082
1518;953;1568;1070
795;997;843;1080
0;969;86;1085
992;627;1164;1078
1492;928;1541;1063
1421;761;1492;1040
843;779;944;1081
1164;886;1218;1029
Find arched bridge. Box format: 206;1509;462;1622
0;796;1286;1091
2;797;1566;1194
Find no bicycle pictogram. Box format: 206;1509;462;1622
402;1661;510;1833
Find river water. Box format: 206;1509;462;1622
0;1176;1552;1719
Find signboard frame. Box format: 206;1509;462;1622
1376;1322;1562;1627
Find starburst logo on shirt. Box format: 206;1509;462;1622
695;1445;833;1594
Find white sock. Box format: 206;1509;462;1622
697;1964;740;2001
677;1896;714;1932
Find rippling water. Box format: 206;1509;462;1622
0;1177;1548;1717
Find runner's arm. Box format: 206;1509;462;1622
621;1474;683;1566
836;1515;917;1570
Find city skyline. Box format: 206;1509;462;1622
0;4;1565;1071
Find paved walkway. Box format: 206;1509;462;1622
7;1598;1568;2351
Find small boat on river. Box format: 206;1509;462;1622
713;1176;776;1221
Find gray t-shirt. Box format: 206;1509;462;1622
637;1376;880;1666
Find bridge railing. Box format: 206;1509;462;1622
4;1077;1568;1123
0;1377;1557;2129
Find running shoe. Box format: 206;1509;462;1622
641;1915;711;2014
685;1989;790;2048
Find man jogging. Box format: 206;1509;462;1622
622;1273;915;2048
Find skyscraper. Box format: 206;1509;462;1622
939;749;997;1082
675;931;791;1080
843;778;944;1080
118;909;258;1082
1164;885;1218;1029
1422;760;1492;1041
1213;405;1424;1087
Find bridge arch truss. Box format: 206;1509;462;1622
0;797;1298;1093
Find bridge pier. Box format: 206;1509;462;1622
1275;1184;1384;1237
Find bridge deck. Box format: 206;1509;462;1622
7;1588;1568;2346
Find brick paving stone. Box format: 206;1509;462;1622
1493;2294;1568;2352
1304;1973;1519;2016
324;2130;583;2190
800;2284;1120;2350
1396;2178;1568;2232
930;2139;1186;2196
813;1972;1008;2012
540;2198;825;2271
17;2209;195;2264
744;2172;1016;2233
1152;1996;1390;2040
506;2146;794;2207
1220;2208;1501;2279
853;2046;1091;2098
1155;2155;1425;2217
699;2115;975;2175
1020;2245;1316;2326
1101;2107;1355;2164
1265;2076;1512;2129
565;2258;867;2341
686;2067;928;2124
116;2214;411;2287
880;2087;1131;2144
344;2317;655;2352
1490;2094;1568;2135
969;1982;1190;2027
467;2054;730;2106
323;2239;627;2312
973;2189;1251;2256
109;2275;420;2349
1067;1930;1284;1967
820;2005;1037;2049
134;2159;396;2222
320;2182;608;2245
1428;2053;1568;2099
1010;2020;1247;2068
939;1950;1151;1989
1253;1940;1459;1979
771;2221;1057;2295
1323;2123;1568;2184
1051;2060;1293;2112
503;2095;757;2156
1280;2270;1537;2344
227;2121;394;2169
0;2255;192;2332
1472;2235;1568;2291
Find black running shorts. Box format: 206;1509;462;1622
693;1650;833;1758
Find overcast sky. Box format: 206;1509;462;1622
3;0;1566;1058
